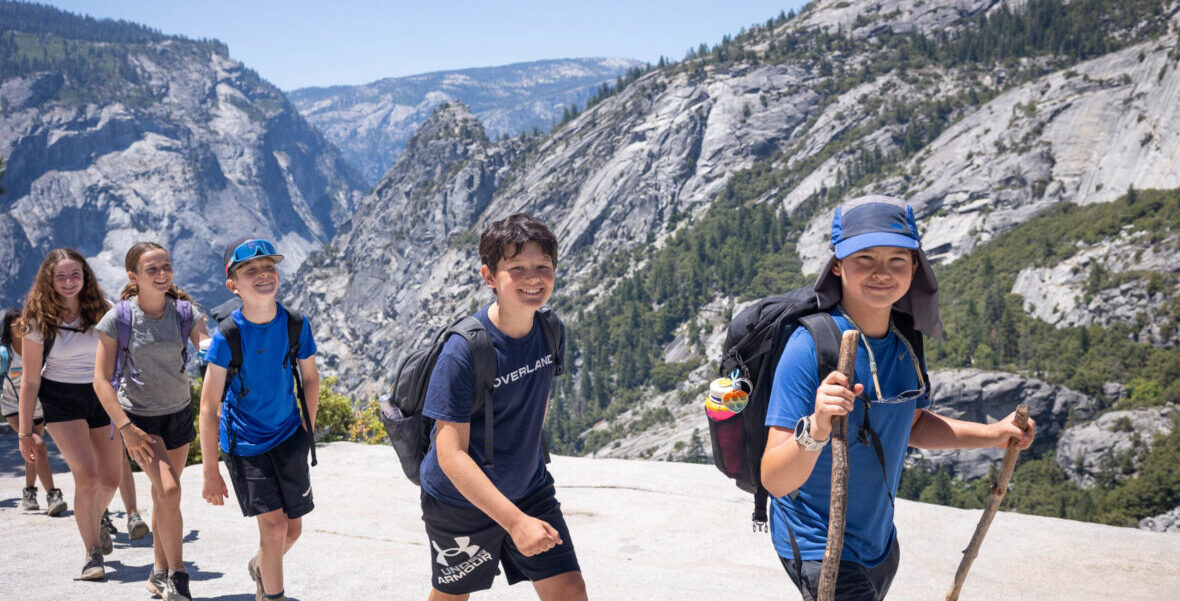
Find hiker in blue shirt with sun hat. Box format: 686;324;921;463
199;237;319;601
760;195;1036;601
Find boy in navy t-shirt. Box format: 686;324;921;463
760;196;1036;601
199;238;319;601
418;213;587;601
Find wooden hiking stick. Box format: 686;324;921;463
945;404;1031;601
817;330;860;601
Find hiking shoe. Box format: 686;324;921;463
127;511;150;540
167;570;192;601
99;526;113;556
248;554;264;601
80;547;105;581
146;568;168;596
19;486;39;511
46;488;67;516
101;509;118;534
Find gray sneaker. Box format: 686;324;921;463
127;511;150;540
45;488;67;516
19;486;38;511
99;526;113;556
146;568;168;596
248;554;264;601
167;570;192;601
80;547;105;581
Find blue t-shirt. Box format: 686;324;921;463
765;309;930;567
419;306;560;508
206;303;317;457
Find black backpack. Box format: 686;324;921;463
208;298;317;466
379;306;564;486
712;287;929;531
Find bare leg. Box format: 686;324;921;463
428;589;470;601
256;510;302;596
46;421;121;550
5;416;37;488
533;571;587;601
118;451;138;514
140;439;188;571
31;423;56;490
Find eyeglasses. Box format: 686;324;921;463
226;239;277;276
837;306;927;406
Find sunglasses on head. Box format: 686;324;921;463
226;239;278;275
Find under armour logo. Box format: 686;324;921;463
433;536;480;566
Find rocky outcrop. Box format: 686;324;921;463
1011;233;1179;347
290;58;645;186
0;8;364;307
1139;505;1180;533
798;30;1180;273
1055;405;1176;487
907;369;1097;479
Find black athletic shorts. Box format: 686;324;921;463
127;405;196;451
780;539;900;601
223;426;314;519
421;483;581;595
3;413;45;426
39;379;111;428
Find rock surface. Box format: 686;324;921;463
1;439;1176;601
1055;405;1176;487
289;58;645;186
0;8;364;307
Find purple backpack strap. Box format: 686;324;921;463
176;299;193;371
110;300;138;389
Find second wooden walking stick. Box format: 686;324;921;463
945;403;1031;601
817;330;861;601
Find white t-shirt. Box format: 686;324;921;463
24;318;100;384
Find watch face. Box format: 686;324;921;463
795;416;807;439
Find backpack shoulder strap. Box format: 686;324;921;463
282;308;317;466
447;316;496;467
218;316;244;395
799;311;841;385
176;299;194;370
891;310;929;388
110;300;135;389
283;308;303;370
535;306;564;376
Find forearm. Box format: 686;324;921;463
908;409;1001;450
17;376;40;434
93;380;131;429
761;427;822;498
198;389;222;471
439;447;525;530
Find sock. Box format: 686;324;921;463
264;591;285;601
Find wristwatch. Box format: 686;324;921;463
794;415;829;452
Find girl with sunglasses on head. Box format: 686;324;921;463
16;248;120;581
760;196;1037;601
94;242;209;601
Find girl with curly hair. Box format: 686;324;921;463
16;248;120;581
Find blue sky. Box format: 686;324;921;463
42;0;809;90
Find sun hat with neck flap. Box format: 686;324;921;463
812;194;943;339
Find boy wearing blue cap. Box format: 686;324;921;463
199;238;319;601
760;196;1036;601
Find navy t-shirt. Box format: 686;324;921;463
419;306;561;508
765;308;930;567
206;303;317;457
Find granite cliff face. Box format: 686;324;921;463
293;0;1180;398
0;4;364;307
289;58;645;186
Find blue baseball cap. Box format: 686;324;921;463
814;195;943;338
830;195;921;259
